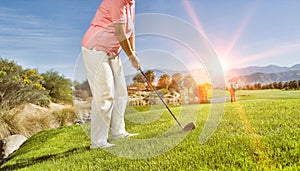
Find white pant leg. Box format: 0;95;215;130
109;57;129;137
81;47;114;146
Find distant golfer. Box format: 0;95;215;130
81;0;140;149
229;85;236;102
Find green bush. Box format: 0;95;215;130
159;88;170;95
41;70;73;104
0;58;50;109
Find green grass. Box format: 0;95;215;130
236;89;300;101
1;90;300;170
212;89;300;101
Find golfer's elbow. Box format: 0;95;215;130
114;23;127;42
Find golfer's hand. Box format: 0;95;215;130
129;54;141;70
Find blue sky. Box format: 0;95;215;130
1;0;300;80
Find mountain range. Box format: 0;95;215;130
226;64;300;85
226;64;300;79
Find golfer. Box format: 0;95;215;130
229;85;236;102
81;0;140;149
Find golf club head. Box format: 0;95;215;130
183;122;196;131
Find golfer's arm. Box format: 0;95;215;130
114;23;135;57
129;31;135;52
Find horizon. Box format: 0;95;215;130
1;0;300;79
1;55;298;84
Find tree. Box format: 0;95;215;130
41;69;73;104
194;84;210;104
145;70;155;89
283;82;289;89
254;83;262;90
295;80;299;89
157;74;170;89
261;85;268;90
267;84;274;89
245;84;254;90
0;58;50;109
289;80;298;89
133;73;145;84
172;73;183;82
273;82;279;89
278;82;283;89
183;74;196;96
169;73;182;93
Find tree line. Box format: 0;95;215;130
0;58;73;110
236;80;300;90
129;70;211;104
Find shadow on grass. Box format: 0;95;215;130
0;146;90;170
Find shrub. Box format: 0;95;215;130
0;109;23;139
0;104;78;139
52;108;78;127
0;58;50;109
20;113;53;137
41;70;73;104
159;88;170;95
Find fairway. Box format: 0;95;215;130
1;90;299;170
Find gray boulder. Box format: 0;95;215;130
0;134;27;164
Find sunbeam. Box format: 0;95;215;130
181;0;206;37
237;44;300;66
223;0;260;59
181;0;261;71
234;102;273;168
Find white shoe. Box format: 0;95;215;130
112;133;139;140
90;142;115;149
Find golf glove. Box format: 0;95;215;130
129;54;141;70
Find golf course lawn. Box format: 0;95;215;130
1;90;299;170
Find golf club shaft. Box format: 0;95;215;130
139;69;183;128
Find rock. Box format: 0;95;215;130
0;134;27;165
0;140;5;164
75;120;85;125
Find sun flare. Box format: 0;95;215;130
218;56;230;70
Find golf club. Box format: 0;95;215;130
139;69;196;131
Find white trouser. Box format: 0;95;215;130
81;47;128;146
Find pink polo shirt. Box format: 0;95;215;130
81;0;135;56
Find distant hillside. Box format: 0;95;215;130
290;64;300;70
228;70;300;85
226;64;300;79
